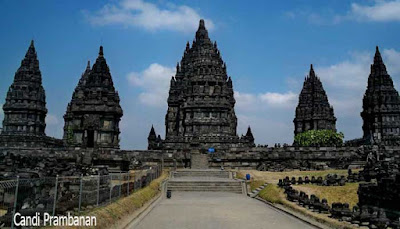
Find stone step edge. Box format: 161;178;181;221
248;183;268;198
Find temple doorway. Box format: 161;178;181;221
87;129;94;147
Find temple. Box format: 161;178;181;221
63;46;123;149
150;19;254;151
361;47;400;145
293;65;337;136
0;41;62;147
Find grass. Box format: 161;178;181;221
249;180;266;191
238;169;359;184
46;170;169;229
237;170;360;229
258;184;285;204
293;183;359;208
258;184;358;229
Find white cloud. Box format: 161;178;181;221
84;0;214;33
285;1;400;24
127;63;175;107
259;92;297;108
383;48;400;75
45;114;59;125
351;0;400;22
315;51;371;90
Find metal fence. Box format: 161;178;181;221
0;164;162;228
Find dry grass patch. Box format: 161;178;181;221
238;169;359;184
293;183;359;208
258;184;285;204
249;180;266;191
259;184;357;229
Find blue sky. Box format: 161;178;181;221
1;0;400;149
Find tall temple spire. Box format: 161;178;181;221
2;40;47;136
63;46;123;149
147;125;163;150
293;65;336;136
162;19;242;150
361;46;400;145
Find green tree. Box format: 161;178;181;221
294;130;344;147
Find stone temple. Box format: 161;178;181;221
148;20;255;151
361;47;400;145
0;41;62;147
293;65;337;136
63;46;123;149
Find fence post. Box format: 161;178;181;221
133;171;136;192
118;172;122;198
11;176;19;229
127;173;130;196
97;174;100;206
78;174;83;212
109;175;112;203
52;175;59;216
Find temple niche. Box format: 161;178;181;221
361;47;400;145
293;65;337;136
149;19;254;150
63;46;123;149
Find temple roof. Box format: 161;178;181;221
295;64;336;120
65;46;122;115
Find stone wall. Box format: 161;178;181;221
3;145;399;175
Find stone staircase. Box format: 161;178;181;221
172;170;230;179
167;180;243;193
191;153;209;169
167;170;244;194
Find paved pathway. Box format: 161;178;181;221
132;192;317;229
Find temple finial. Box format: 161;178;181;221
309;64;316;78
195;19;209;41
149;125;156;137
199;19;205;28
99;46;104;57
86;60;91;71
374;46;383;63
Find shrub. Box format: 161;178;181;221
294;130;344;147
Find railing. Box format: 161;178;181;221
0;164;163;228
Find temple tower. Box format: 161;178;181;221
293;65;337;136
148;125;163;150
162;19;253;150
2;40;47;136
63;46;123;148
361;47;400;145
